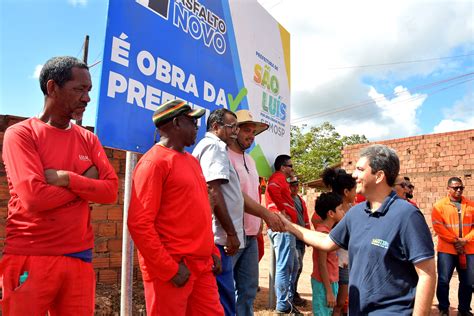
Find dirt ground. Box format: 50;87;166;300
96;234;471;315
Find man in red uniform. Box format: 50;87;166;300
432;177;474;316
265;154;302;314
127;99;224;316
1;56;119;315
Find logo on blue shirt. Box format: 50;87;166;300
371;238;389;249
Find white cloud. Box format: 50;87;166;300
433;92;474;133
30;64;43;79
433;119;474;133
258;0;474;140
335;86;425;140
68;0;88;7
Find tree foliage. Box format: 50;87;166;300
290;122;368;182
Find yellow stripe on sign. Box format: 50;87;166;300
278;23;291;91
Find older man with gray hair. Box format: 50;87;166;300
279;144;436;315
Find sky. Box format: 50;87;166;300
1;0;473;142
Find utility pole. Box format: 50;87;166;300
77;34;89;127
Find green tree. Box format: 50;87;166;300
290;122;368;182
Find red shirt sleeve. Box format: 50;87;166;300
3;124;78;212
67;134;118;204
127;159;179;282
302;197;310;229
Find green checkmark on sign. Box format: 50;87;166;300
228;87;248;112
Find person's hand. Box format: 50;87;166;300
454;238;466;254
326;291;336;308
276;213;293;232
224;234;240;256
263;211;285;232
211;253;222;275
171;261;191;287
82;165;99;179
44;169;69;187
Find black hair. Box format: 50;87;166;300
274;154;291;171
206;108;236;131
39;56;88;96
315;192;343;220
322;167;356;196
447;177;462;186
359;144;400;187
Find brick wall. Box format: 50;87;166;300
0;115;141;284
340;129;474;226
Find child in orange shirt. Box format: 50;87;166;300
311;192;345;316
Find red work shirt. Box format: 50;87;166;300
265;171;298;224
2;118;118;256
128;145;215;282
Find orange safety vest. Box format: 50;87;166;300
432;196;474;254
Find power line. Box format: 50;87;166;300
75;41;85;59
327;53;474;70
291;72;474;124
335;77;474;124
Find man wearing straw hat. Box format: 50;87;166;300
128;99;224;315
228;109;284;315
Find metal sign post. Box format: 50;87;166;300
268;239;276;309
120;151;137;315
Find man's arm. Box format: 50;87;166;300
2;125;78;212
242;192;284;231
413;258;436;316
266;180;290;214
51;135;118;204
278;213;338;252
207;179;240;255
127;160;181;282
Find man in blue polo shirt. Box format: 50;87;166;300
280;144;436;315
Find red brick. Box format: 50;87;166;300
112;150;126;159
91;206;108;221
108;239;123;252
109;159;120;174
98;223;116;237
93;256;110;269
108;207;123;221
95;239;108;253
110;252;123;268
98;269;118;284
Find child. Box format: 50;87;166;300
311;192;345;316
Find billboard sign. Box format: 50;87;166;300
96;0;290;176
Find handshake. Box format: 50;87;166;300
263;211;294;233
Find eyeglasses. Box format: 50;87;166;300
221;123;239;131
395;182;407;188
179;115;198;127
283;164;293;168
289;182;299;186
449;186;464;191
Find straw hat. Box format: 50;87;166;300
235;110;269;135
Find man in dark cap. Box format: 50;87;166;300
128;99;224;315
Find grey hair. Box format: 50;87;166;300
206;108;236;131
360;144;400;187
39;56;88;95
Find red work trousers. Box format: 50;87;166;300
143;256;224;315
0;254;95;316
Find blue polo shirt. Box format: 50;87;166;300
330;191;434;315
